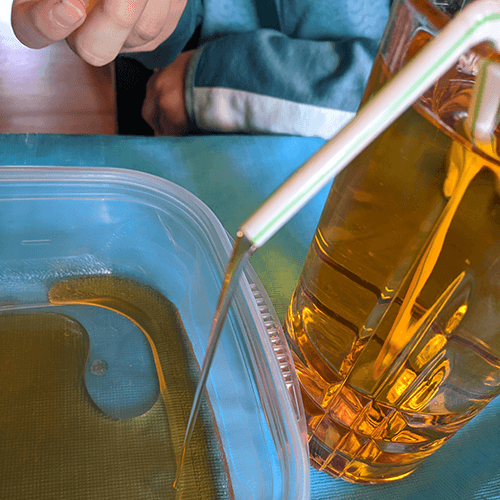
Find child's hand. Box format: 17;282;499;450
11;0;187;67
141;50;195;136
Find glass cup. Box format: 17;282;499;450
284;0;500;484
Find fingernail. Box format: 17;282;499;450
51;0;84;28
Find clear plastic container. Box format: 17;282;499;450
0;167;309;500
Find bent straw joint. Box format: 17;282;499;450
240;0;500;248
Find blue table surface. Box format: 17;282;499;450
2;133;500;500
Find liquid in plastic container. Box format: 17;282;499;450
0;166;310;499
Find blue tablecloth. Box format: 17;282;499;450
2;133;500;499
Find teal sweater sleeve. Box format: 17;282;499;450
130;0;391;138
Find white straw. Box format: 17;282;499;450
240;0;500;248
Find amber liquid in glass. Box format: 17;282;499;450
0;276;228;499
285;57;500;483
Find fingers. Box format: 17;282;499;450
141;51;193;136
67;0;150;66
122;0;171;50
142;70;172;134
11;0;87;49
120;0;186;54
141;81;159;133
12;0;186;67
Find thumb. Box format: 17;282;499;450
12;0;87;49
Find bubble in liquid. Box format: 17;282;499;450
90;359;108;376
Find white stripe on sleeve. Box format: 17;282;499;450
193;87;355;139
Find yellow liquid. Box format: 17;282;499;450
285;99;500;482
0;276;229;499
